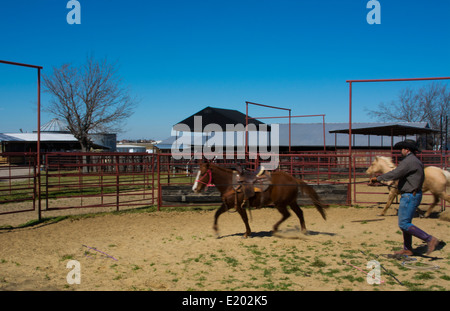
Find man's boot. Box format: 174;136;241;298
407;225;439;255
394;230;413;256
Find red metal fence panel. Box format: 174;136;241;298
43;152;155;211
0;152;155;218
1;150;448;223
0;152;37;215
157;150;449;212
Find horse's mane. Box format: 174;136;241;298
377;156;396;169
209;163;233;173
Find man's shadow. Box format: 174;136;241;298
413;241;447;260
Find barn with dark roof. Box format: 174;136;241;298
157;106;438;152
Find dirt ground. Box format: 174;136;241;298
0;204;449;291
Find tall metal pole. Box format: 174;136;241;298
0;60;43;220
348;81;352;205
245;102;249;160
441;114;444;153
446;115;448;150
37;67;42;221
446;115;448;170
288;109;291;153
322;115;326;151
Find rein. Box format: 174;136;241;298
195;169;215;187
347;179;399;189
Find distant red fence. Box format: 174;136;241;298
0;152;37;214
1;150;448;221
0;152;155;218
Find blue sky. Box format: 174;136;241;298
0;0;449;140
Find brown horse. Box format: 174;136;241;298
366;156;450;217
192;162;327;238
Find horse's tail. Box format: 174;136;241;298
296;179;328;220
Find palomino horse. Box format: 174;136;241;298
192;162;327;238
366;156;450;217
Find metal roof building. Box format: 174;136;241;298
0;132;81;153
0;118;117;153
157;121;436;151
116;144;147;153
281;122;437;150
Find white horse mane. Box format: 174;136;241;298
376;156;396;169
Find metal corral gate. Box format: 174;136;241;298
0;152;156;219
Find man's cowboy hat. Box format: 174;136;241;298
394;139;420;153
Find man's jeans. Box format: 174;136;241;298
398;190;422;231
398;190;432;250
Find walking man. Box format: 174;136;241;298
370;139;439;255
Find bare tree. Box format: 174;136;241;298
367;82;449;148
43;56;137;151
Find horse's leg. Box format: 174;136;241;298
380;189;398;216
213;203;228;237
290;201;307;234
436;191;450;216
236;205;251;238
424;194;440;218
273;203;290;233
442;191;450;204
424;190;450;218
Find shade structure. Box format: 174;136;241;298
329;123;438;136
173;106;267;132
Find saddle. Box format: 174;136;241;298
232;166;272;201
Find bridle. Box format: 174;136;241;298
195;169;215;187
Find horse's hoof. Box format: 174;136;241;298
213;227;220;238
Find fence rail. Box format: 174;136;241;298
156;150;449;212
0;152;155;218
0;152;37;215
1;150;448;222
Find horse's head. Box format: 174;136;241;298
192;162;213;193
366;157;380;176
366;156;394;175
